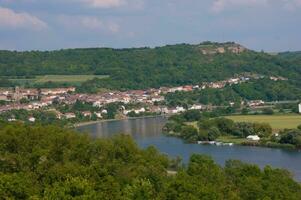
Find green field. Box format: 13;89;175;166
6;75;109;85
226;115;301;130
34;75;109;83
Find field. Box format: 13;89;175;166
226;114;301;130
6;75;109;85
34;75;109;83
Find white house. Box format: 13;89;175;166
8;118;16;122
247;135;260;141
94;112;102;118
65;113;76;119
93;101;103;108
28;117;36;122
170;106;186;114
124;107;146;115
82;111;92;117
298;103;301;114
189;104;203;110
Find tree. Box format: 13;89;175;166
207;127;221;141
181;125;199;142
262;108;274;115
253;123;272;138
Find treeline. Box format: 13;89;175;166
1;42;301;90
165;79;301;107
0;123;301;199
164;110;301;149
164;110;272;142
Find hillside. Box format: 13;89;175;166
0;42;301;90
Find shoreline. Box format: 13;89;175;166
74;114;170;128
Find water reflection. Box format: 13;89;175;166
77;117;167;139
76;116;301;182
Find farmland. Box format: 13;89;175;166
226;114;301;130
4;75;109;85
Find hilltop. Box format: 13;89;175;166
0;42;300;91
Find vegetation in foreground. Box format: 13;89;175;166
164;110;301;149
0;122;300;199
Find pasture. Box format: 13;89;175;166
226;114;301;130
5;75;109;85
34;75;109;83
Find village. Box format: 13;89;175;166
0;74;290;123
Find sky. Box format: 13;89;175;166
0;0;300;52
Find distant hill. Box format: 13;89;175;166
0;42;300;90
278;51;301;62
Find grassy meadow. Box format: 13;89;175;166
226;114;301;130
187;114;301;131
34;75;109;83
5;75;109;85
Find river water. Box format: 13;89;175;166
76;116;301;181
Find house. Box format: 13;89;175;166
82;111;92;117
0;94;8;101
248;100;265;107
28;117;36;122
134;108;146;114
8;116;16;122
170;106;186;114
65;113;76;119
189;104;203;110
41;87;75;96
94;112;102;118
124;107;146;115
160;107;169;114
101;109;108;114
299;103;301;114
151;96;165;103
247;135;260;141
183;85;193;92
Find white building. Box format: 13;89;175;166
299;103;301;114
247;135;260;141
189;104;203;110
65;113;76;119
28;117;36;122
94;112;102;118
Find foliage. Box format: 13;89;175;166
279;129;301;148
1;43;301;91
165;79;301;106
0;123;300;199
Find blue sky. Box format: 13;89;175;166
0;0;300;51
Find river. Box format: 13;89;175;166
76;116;301;181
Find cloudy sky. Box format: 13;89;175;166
0;0;300;51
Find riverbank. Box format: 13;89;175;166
216;136;297;150
75;116;301;182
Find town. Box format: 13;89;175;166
0;74;292;124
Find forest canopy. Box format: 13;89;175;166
1;42;301;90
0;123;301;199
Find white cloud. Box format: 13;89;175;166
0;6;47;30
78;0;126;8
76;0;144;9
211;0;268;13
211;0;301;13
59;15;120;33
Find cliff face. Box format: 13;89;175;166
198;43;247;55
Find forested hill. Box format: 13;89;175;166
0;42;301;90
